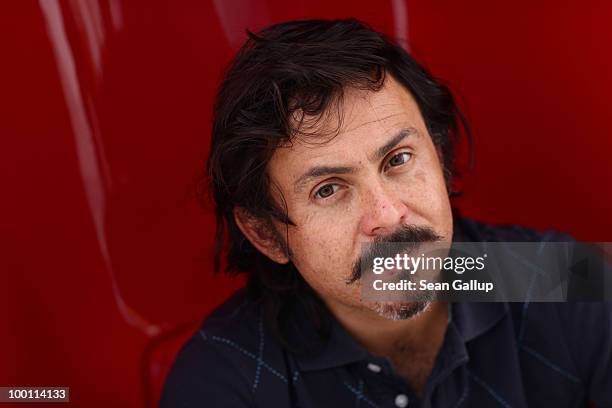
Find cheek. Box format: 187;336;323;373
396;156;453;231
287;220;356;289
421;170;453;232
412;168;448;208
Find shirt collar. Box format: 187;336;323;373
450;301;509;342
294;313;369;371
293;300;508;372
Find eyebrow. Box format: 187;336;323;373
370;127;418;162
294;165;356;193
293;127;418;193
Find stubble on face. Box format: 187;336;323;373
371;300;432;320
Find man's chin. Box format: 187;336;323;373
370;300;432;320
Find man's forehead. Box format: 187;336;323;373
266;77;429;194
299;79;417;135
276;82;423;161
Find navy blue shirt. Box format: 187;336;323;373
161;218;612;407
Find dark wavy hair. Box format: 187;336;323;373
206;18;470;348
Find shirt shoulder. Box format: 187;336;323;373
160;290;291;408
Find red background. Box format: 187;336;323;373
1;1;610;407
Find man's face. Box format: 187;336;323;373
267;75;453;318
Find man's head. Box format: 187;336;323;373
207;19;468;331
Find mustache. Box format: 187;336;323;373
346;225;442;285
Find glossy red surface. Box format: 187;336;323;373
1;1;609;407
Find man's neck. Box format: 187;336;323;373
323;299;449;395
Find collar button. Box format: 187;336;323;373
394;393;409;408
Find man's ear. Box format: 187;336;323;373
233;207;290;265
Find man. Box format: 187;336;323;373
161;19;611;407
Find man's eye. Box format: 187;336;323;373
314;184;339;199
386;152;412;169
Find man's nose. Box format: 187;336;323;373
358;183;409;237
